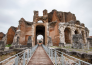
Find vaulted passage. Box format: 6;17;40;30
75;30;79;34
64;28;71;44
35;25;45;45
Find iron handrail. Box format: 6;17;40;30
0;44;38;65
42;44;92;65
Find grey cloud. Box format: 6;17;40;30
0;0;92;36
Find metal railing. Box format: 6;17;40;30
42;44;92;65
0;44;38;65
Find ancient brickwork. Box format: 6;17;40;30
7;26;17;44
0;9;89;46
48;10;76;22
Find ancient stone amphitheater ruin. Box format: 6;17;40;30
0;9;89;47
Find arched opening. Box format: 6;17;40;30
81;31;85;43
37;35;43;44
37;20;43;23
35;25;45;45
75;30;79;34
64;28;71;44
86;32;88;37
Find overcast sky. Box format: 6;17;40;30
0;0;92;39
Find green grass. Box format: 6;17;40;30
5;44;11;47
90;47;92;50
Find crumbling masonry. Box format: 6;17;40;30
0;9;89;46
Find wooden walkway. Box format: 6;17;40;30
27;45;54;65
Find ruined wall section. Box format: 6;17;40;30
19;18;26;45
0;32;5;40
59;21;89;44
57;12;65;22
49;21;60;46
48;10;76;23
25;26;32;45
48;11;53;22
7;26;17;44
19;18;34;45
65;12;76;22
33;10;48;23
25;22;33;45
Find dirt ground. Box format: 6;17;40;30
0;51;18;62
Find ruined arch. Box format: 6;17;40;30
37;20;43;23
64;27;71;44
75;29;79;34
35;25;45;45
37;34;43;44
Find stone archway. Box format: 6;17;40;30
64;27;71;44
75;29;79;34
35;25;45;45
37;20;43;23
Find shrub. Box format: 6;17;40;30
39;41;42;43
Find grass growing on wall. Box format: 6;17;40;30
5;44;11;47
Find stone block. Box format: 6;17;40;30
0;51;3;55
72;34;83;49
0;41;5;51
47;36;53;47
59;43;64;47
27;36;32;47
87;38;92;47
0;32;5;40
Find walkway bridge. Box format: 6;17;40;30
0;44;92;65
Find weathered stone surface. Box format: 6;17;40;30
68;20;75;24
57;48;92;60
14;48;25;52
0;49;13;56
47;36;53;47
27;36;32;47
0;32;5;40
0;41;5;51
1;34;7;46
12;35;19;46
59;43;64;47
7;26;17;44
48;10;76;22
87;38;92;47
1;10;89;47
72;34;83;49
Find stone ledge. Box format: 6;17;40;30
56;48;92;59
0;49;13;56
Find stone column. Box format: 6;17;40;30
58;23;65;44
46;23;49;46
32;24;35;46
84;31;87;43
71;27;75;44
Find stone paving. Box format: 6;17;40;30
27;45;54;65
